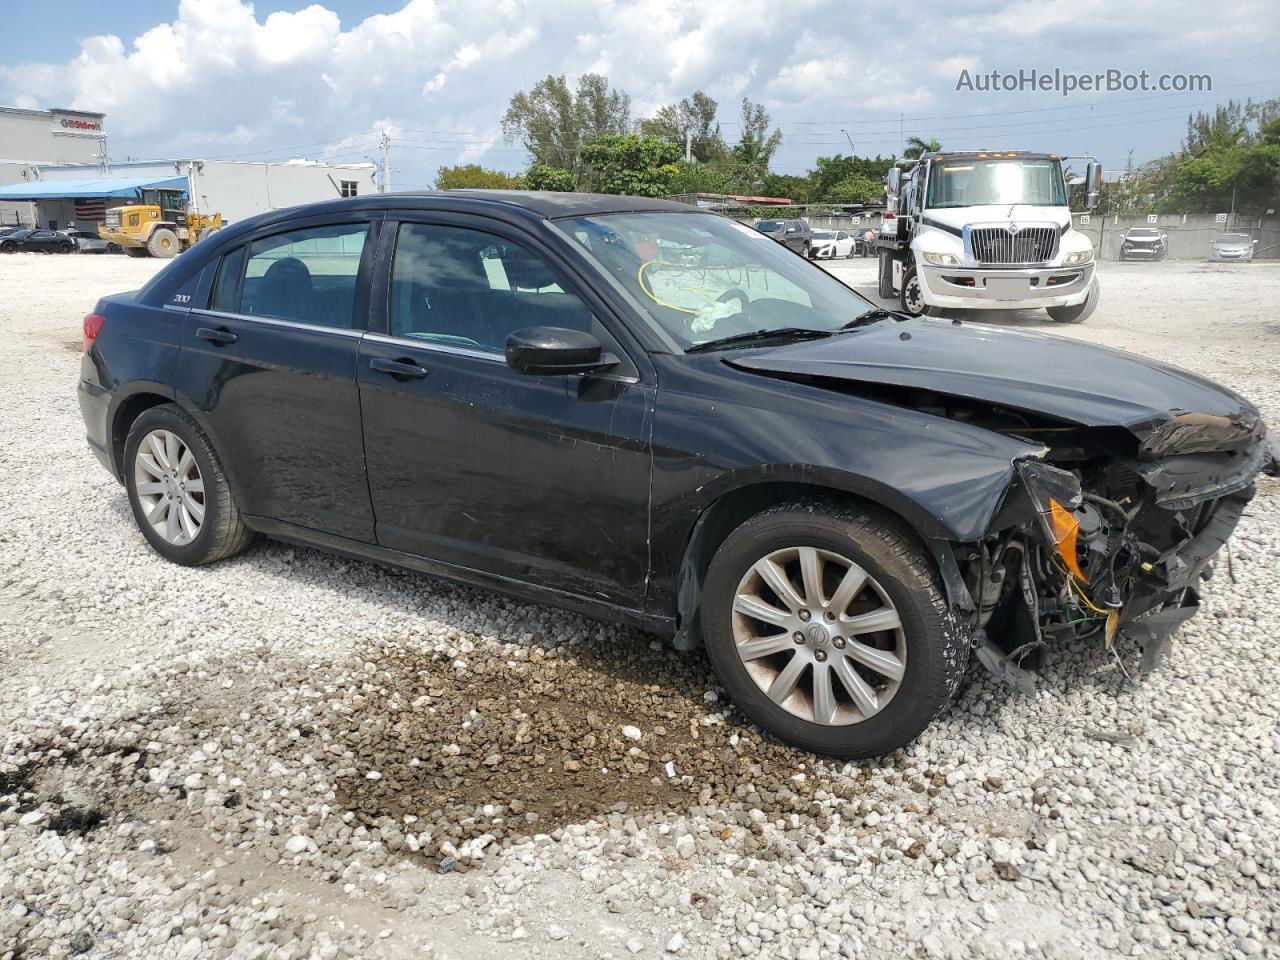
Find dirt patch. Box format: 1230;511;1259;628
326;635;880;857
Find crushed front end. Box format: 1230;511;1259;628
963;410;1278;685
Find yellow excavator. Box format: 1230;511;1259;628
98;188;223;258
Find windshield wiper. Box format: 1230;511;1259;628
840;308;903;330
685;327;835;354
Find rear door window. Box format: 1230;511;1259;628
229;224;369;327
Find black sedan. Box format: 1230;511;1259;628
77;191;1277;758
1;227;77;253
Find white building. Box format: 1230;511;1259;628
1;103;377;230
0;105;107;224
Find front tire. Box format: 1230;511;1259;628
700;502;967;758
1047;276;1100;324
124;247;149;258
146;228;180;258
899;264;927;316
124;405;255;566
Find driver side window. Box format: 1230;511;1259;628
388;223;598;354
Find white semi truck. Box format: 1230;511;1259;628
875;151;1103;323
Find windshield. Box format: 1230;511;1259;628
559;212;876;351
755;220;785;233
925;158;1066;209
1128;229;1159;237
1218;234;1250;242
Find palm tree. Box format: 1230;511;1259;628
903;137;941;160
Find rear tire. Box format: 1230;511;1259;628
700;501;967;758
146;228;180;259
877;251;894;299
124;404;256;566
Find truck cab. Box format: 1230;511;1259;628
876;151;1102;323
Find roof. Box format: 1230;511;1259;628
419;190;696;218
0;175;187;201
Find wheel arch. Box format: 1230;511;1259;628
109;388;176;479
670;478;972;651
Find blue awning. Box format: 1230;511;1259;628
0;176;188;201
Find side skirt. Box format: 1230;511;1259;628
244;516;674;637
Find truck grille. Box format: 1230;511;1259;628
970;225;1058;265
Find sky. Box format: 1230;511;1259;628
1;0;1278;188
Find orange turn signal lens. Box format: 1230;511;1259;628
1048;497;1088;583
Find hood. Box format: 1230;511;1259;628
1214;239;1251;250
725;317;1252;431
923;205;1070;232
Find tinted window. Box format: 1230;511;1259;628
210;246;247;312
237;224;368;327
389;223;595;354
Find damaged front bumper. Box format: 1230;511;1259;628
962;421;1276;690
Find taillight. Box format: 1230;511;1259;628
883;212;895;220
82;313;105;352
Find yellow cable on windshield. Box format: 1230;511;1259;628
637;259;710;315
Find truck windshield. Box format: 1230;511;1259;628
926;158;1066;209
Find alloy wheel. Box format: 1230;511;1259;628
133;429;205;545
731;546;906;726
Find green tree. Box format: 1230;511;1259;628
667;160;734;196
731;99;783;191
903;136;941;159
501;73;631;173
641;90;726;163
761;174;813;202
434;164;521;190
824;175;882;203
522;164;575;192
809;154;893;201
580;135;682;196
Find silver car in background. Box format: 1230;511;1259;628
1211;233;1257;261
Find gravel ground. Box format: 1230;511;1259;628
1;251;1279;960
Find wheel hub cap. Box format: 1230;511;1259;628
133;429;205;546
731;546;907;727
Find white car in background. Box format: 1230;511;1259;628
807;229;856;259
1211;233;1257;261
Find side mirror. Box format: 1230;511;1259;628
505;326;617;376
886;168;901;197
1084;161;1103;210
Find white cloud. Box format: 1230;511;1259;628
0;0;1276;182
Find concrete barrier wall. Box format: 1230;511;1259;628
1070;212;1279;261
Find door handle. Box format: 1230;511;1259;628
196;326;238;346
369;356;428;379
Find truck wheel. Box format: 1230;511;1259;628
1047;276;1100;324
700;501;967;758
125;247;150;258
147;228;180;259
899;264;927;316
877;250;894;299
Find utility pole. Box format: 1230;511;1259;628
899;114;903;156
379;130;391;194
841;129;855;154
684;128;693;163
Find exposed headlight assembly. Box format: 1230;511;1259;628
1062;249;1094;266
921;251;961;267
1016;460;1089;582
